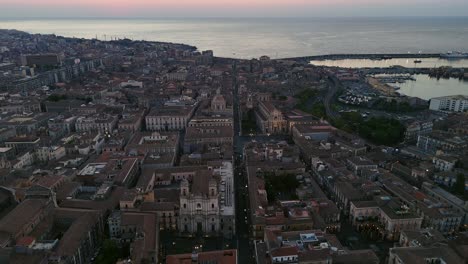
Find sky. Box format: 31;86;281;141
1;0;468;18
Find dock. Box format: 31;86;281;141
286;53;441;62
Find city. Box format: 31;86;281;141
0;27;467;264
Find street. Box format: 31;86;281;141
232;62;255;263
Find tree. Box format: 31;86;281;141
96;239;121;264
264;173;300;202
453;173;466;196
47;94;67;102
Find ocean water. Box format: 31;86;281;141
1;17;468;59
310;58;468;69
398;75;468;100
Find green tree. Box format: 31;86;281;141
96;239;121;264
264;173;300;202
453;173;466;196
47;94;67;102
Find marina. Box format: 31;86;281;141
310;57;468;69
376;74;468;100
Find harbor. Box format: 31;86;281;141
373;74;468;100
309;57;468;69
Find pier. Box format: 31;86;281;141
286;53;441;62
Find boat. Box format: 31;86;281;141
440;51;468;59
414;59;422;63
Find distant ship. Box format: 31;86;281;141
440;51;468;59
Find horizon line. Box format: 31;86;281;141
2;15;468;20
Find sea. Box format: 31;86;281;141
1;17;468;99
1;17;468;59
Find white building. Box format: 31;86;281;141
36;146;66;162
178;161;235;238
255;101;287;134
75;115;118;133
145;105;196;131
429;95;468;112
432;155;457;172
166;70;188;81
119;80;143;89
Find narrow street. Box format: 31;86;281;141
232;63;255;263
324;76;341;120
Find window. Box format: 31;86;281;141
197;203;201;209
212;203;215;208
183;204;187;209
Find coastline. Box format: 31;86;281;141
0;28;461;61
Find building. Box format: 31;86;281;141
184;126;233;153
188;114;233;128
178;162;235;238
119;80;143;89
0;113;55;136
389;245;464;264
0;128;16;143
404;121;433;142
255;101;287;134
432;155;458;172
145;105;196;131
75;114;119;133
380;174;463;234
35;146;66;162
349;197;423;240
346;156;377;176
166;69;188;81
421;182;468;224
398;229;447;248
108;211;159;263
4;136;40;154
433;170;468;189
125;131;179;155
166;249;237;264
429;95;468;112
211;92;227;112
417;133;467;153
291;123;335;142
118;108;145;132
48;115;77;136
77;158;139;187
21;54;60;67
260;227;378;264
0;199;54;247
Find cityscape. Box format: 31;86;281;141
0;4;468;264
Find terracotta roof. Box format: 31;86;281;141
55;211;100;257
16;236;35;247
190;170;214;196
166;249;237;264
0;199;50;238
270;246;299;257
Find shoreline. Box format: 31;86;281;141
0;29;456;62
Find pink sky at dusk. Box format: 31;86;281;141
2;0;452;7
1;0;467;17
